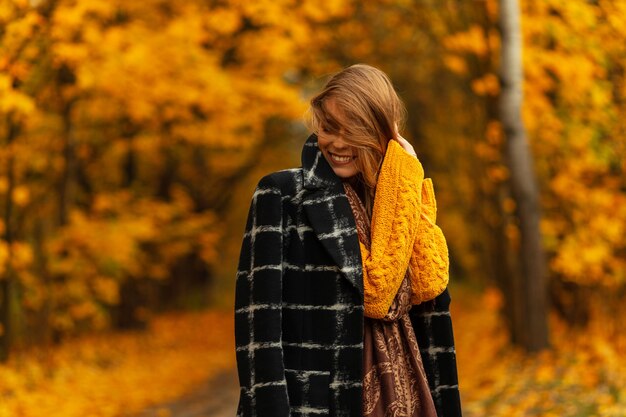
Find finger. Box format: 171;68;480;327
396;134;407;144
399;138;414;152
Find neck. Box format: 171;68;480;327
343;175;366;203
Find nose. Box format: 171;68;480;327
332;131;349;150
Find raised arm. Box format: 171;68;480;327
361;139;450;318
361;139;424;318
409;178;450;305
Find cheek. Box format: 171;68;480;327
317;134;331;147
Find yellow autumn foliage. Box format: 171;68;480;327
455;285;626;417
3;287;623;417
0;7;625;417
1;0;352;341
435;0;626;293
0;309;234;417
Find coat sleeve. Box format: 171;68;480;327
409;288;463;417
234;174;290;417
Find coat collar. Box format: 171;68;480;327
300;133;364;298
302;132;342;191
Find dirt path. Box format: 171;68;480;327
137;369;239;417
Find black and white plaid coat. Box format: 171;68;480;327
235;133;462;417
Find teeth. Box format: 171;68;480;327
330;153;353;163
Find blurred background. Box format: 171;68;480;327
1;0;625;416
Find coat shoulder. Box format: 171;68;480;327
259;168;303;201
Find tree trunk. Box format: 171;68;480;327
58;102;74;227
0;118;20;361
112;119;147;330
499;0;550;351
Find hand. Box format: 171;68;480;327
394;123;417;158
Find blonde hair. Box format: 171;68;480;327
305;64;407;217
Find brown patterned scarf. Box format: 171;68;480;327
343;181;437;417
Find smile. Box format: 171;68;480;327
329;152;356;164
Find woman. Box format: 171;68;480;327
234;64;462;417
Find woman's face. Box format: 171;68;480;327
316;98;359;179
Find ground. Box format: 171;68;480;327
137;369;239;417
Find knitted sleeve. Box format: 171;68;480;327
360;140;450;318
409;178;450;305
360;139;424;319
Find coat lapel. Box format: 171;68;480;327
301;133;364;298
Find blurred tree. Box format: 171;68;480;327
308;0;626;347
0;0;41;360
0;0;355;358
1;0;626;360
499;0;549;351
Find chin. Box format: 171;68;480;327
332;168;358;178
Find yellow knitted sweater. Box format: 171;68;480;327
360;139;450;319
